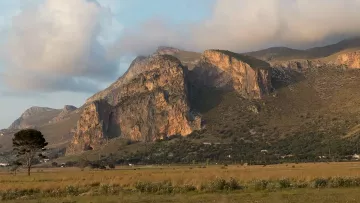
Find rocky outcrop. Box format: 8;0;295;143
189;50;273;99
335;51;360;68
66;55;201;154
66;100;113;153
270;60;325;71
49;105;77;123
86;56;148;104
270;51;360;72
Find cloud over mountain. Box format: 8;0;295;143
3;0;360;93
112;0;360;56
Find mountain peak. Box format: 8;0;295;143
21;106;56;118
8;106;60;130
63;105;77;112
155;46;181;55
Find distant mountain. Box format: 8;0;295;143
246;37;360;61
8;106;61;130
0;105;79;152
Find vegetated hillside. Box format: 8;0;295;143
246;37;360;61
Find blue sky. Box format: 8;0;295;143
1;0;360;128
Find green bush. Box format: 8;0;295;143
201;178;243;192
311;178;328;188
277;178;292;188
134;181;173;194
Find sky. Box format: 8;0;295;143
1;0;360;128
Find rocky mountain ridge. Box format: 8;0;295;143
4;38;360;158
8;105;78;130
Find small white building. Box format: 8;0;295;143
353;154;360;160
260;150;268;154
0;163;9;167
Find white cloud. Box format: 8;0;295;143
112;0;360;56
1;0;120;92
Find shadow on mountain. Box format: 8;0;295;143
271;68;306;90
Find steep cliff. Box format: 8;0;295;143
189;50;273;99
66;100;113;153
66;55;201;154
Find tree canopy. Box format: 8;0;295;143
12;129;48;176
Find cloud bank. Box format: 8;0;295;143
3;0;360;93
113;0;360;56
1;0;119;93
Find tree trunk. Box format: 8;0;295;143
27;165;31;176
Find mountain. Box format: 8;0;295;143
0;105;79;152
64;39;360;161
4;38;360;163
66;55;202;154
246;37;360;61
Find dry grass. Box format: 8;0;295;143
1;162;360;191
6;188;360;203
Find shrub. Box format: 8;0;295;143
311;178;328;188
207;178;227;191
278;178;292;189
108;163;115;169
252;180;269;191
65;185;79;195
329;177;357;188
227;178;242;190
201;178;243;192
134;181;173;194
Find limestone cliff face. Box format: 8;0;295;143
67;100;113;153
336;51;360;68
190;50;272;99
66;55;201;154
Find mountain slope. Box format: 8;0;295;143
246;37;360;61
8;107;61;130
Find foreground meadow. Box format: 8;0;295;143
2;162;360;202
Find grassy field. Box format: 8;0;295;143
2;162;360;202
5;188;360;203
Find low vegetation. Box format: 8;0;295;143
1;162;360;201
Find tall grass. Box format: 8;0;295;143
3;177;360;200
